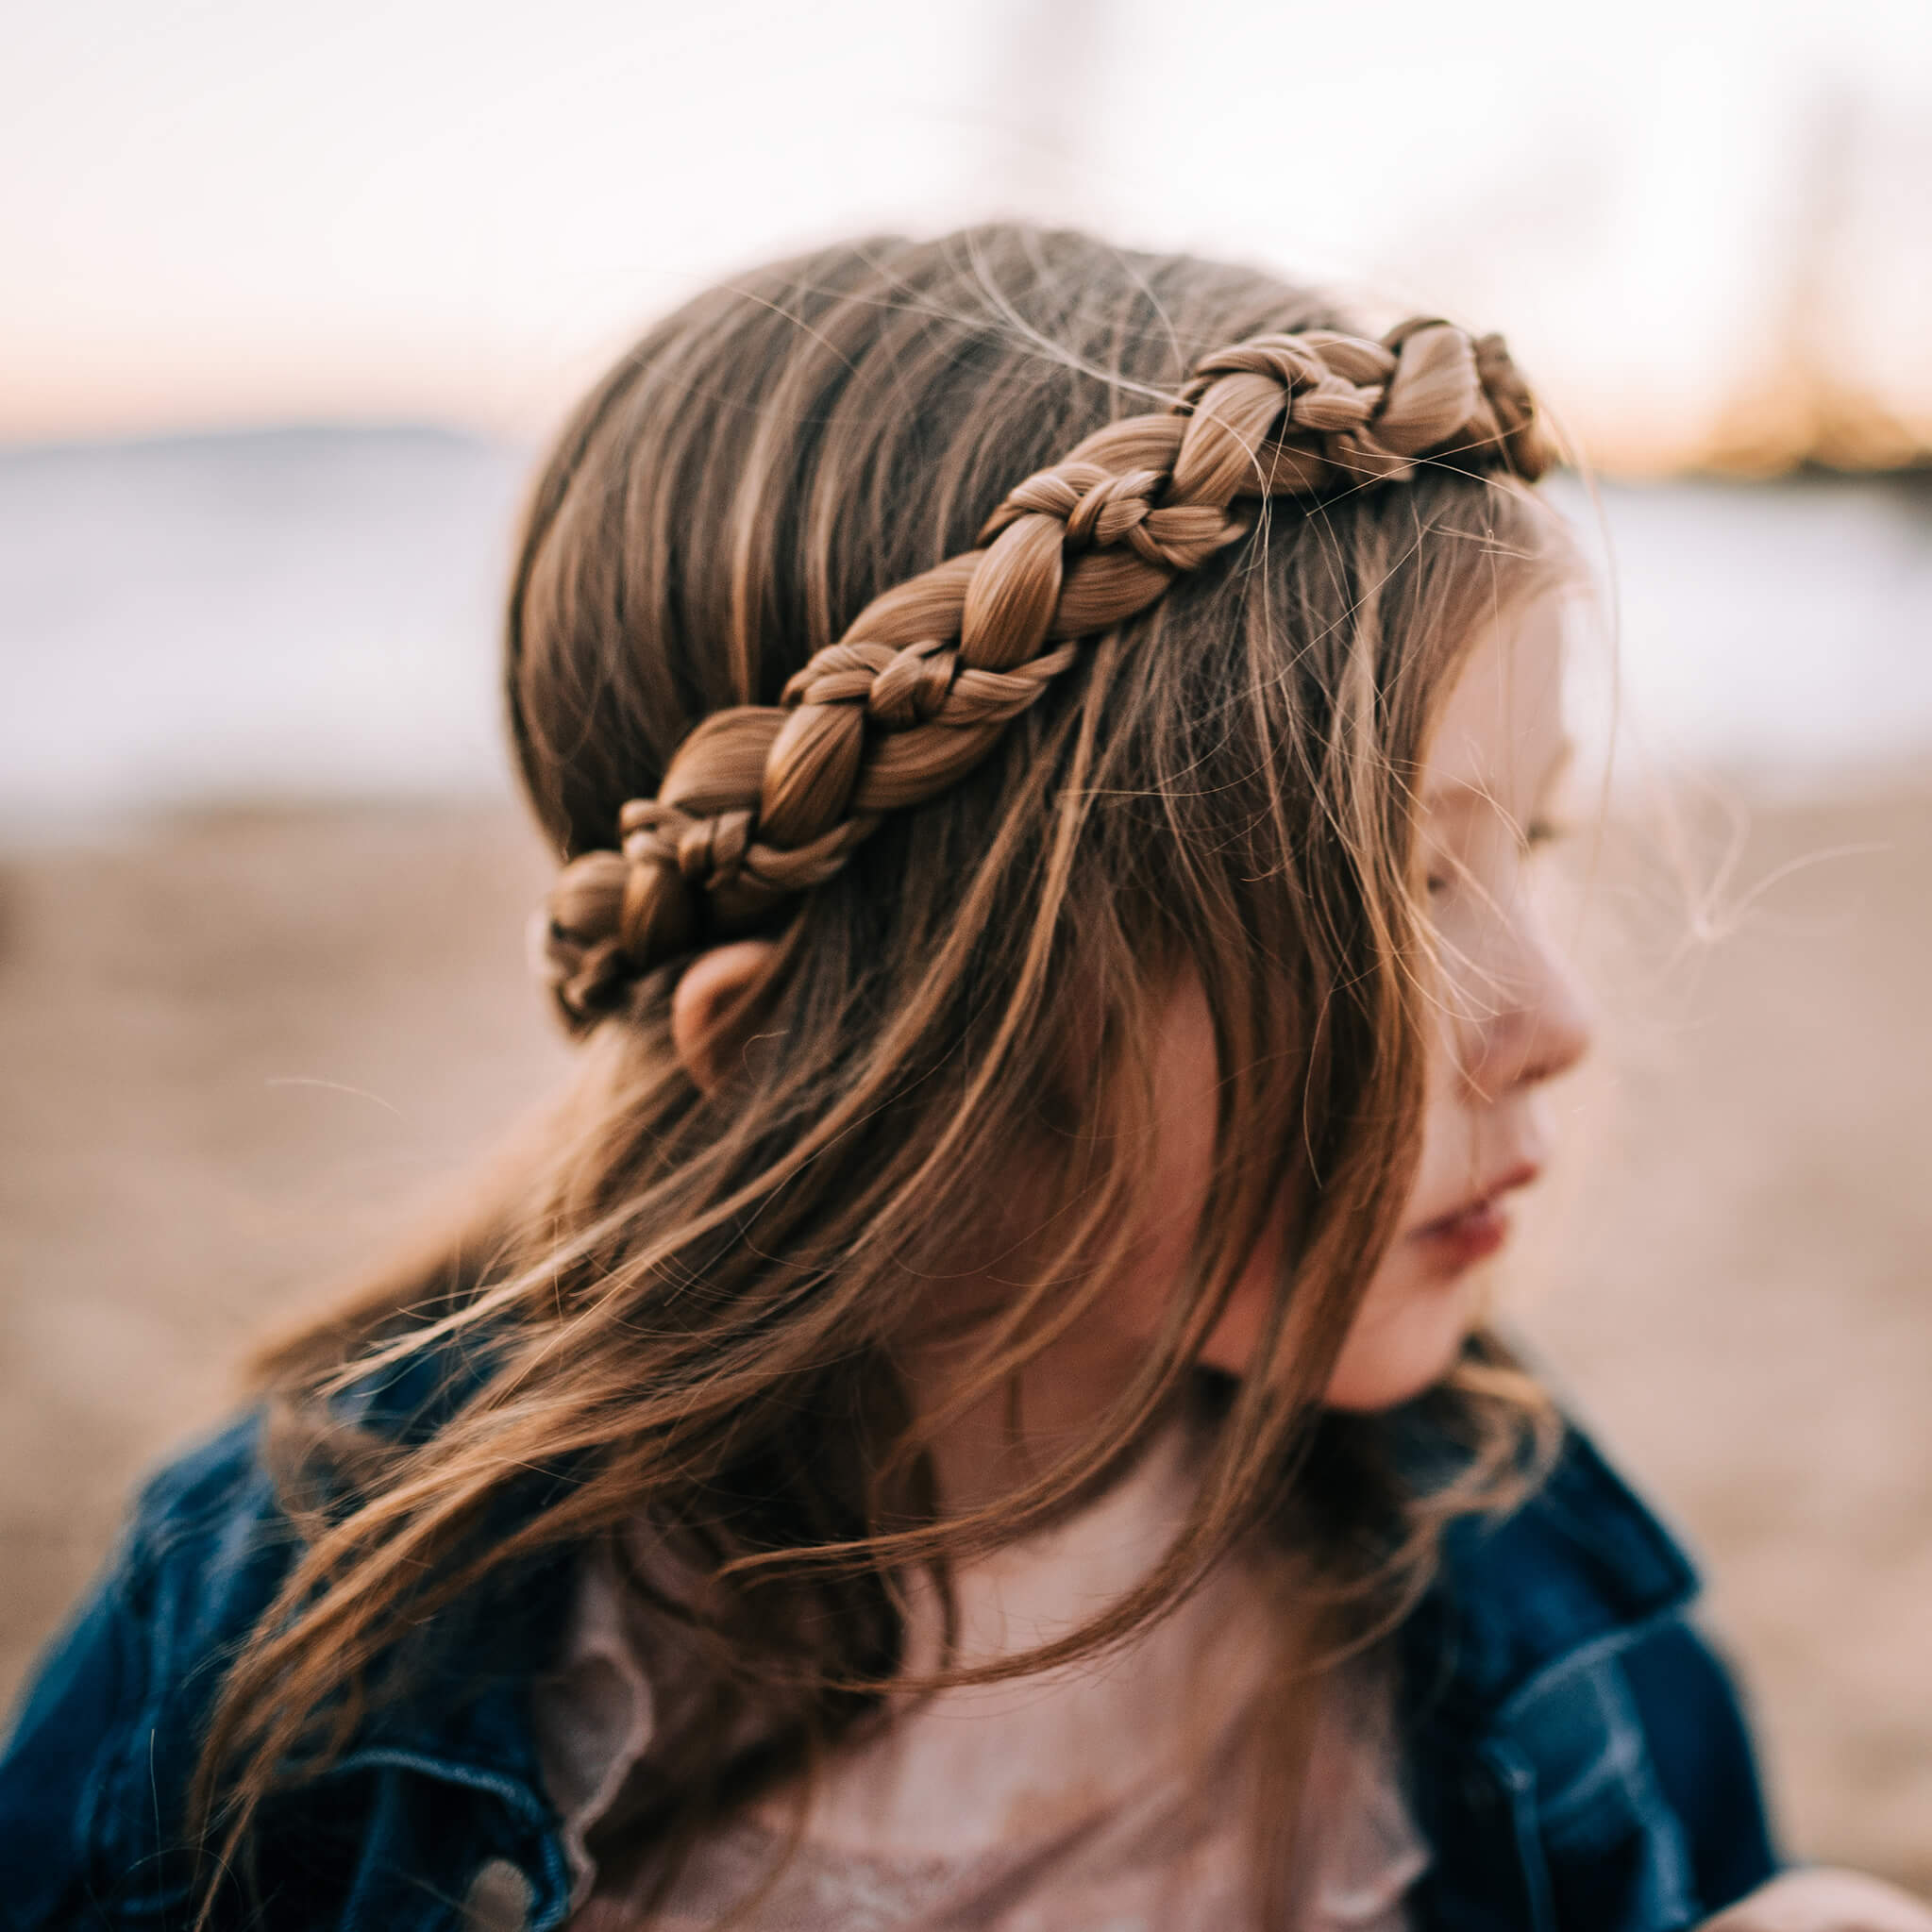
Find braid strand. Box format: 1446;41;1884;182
538;317;1551;1031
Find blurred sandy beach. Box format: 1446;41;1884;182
0;790;1926;1885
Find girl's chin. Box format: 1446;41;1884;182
1196;1281;1478;1408
1191;1258;1485;1407
1323;1268;1486;1411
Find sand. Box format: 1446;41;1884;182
1;795;1926;1886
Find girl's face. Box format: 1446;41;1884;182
678;591;1590;1423
1125;590;1591;1409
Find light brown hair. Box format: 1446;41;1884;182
194;225;1571;1917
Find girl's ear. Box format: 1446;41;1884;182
671;939;781;1094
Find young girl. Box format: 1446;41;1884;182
4;226;1926;1932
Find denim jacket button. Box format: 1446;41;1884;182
462;1857;534;1932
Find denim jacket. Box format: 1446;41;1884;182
0;1363;1779;1932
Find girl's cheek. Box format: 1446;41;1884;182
1323;1254;1484;1411
1196;1226;1285;1374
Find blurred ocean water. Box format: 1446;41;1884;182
1549;472;1932;794
2;428;1928;838
0;428;526;835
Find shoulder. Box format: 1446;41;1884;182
14;1332;493;1712
0;1339;502;1925
7;1404;293;1737
1419;1422;1701;1706
1402;1418;1781;1930
0;1409;291;1923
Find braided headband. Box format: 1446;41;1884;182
540;317;1549;1029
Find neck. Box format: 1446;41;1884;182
905;1406;1202;1676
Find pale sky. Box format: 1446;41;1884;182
5;0;1929;467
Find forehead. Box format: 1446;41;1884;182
1423;591;1569;810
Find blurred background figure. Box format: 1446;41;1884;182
1;0;1926;1887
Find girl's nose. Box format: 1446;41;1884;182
1456;915;1593;1102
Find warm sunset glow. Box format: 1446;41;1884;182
5;0;1929;472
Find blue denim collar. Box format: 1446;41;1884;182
1403;1423;1699;1727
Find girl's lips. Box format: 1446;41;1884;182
1410;1194;1514;1270
1406;1162;1540;1271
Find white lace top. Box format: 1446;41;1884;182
531;1432;1428;1932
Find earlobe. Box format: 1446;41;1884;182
670;939;781;1093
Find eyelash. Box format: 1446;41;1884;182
1424;818;1569;895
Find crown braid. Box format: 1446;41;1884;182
538;316;1549;1031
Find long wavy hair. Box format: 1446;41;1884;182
193;225;1572;1918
